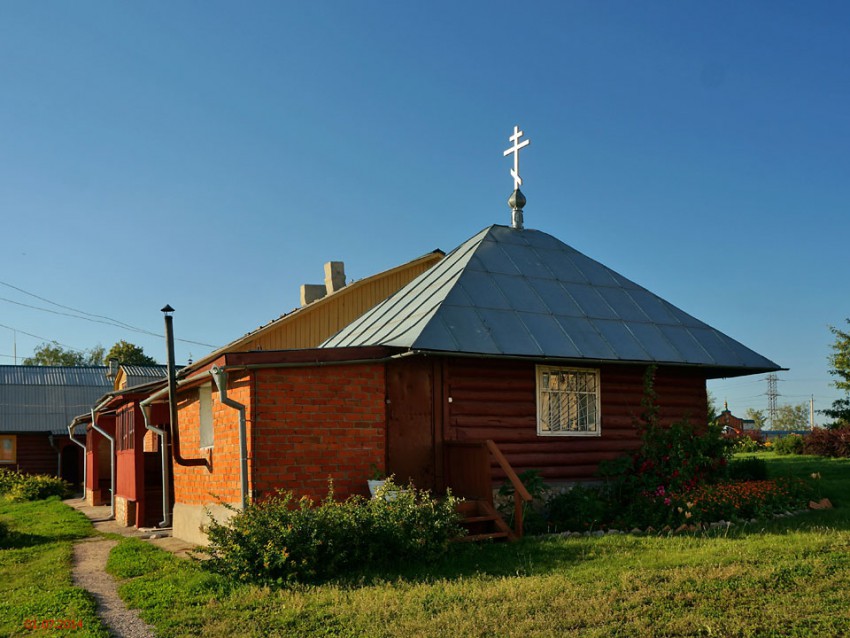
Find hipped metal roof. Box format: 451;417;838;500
0;366;112;435
323;225;780;377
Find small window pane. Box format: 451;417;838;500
537;367;600;436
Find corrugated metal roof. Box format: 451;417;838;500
120;365;168;389
0;366;111;435
0;366;110;386
323;225;780;375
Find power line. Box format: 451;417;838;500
0;322;88;353
0;280;217;348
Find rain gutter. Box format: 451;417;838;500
90;404;116;519
210;365;248;510
66;421;87;500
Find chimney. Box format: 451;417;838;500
106;358;119;379
300;261;346;307
300;284;327;306
324;261;346;294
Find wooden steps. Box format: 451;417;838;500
454;499;516;543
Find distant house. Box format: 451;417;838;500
80;364;171;528
717;402;757;434
159;224;779;544
0;365;111;486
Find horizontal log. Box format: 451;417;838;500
496;450;634;468
492;464;605;481
496;439;641;454
448;389;534;402
449;403;534;418
450;415;537;428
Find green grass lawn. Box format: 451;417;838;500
0;497;109;637
102;453;850;637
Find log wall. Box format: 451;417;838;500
442;358;708;481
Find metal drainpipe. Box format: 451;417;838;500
90;408;116;519
139;403;172;528
210;366;249;510
47;434;61;479
67;422;87;499
162;306;207;468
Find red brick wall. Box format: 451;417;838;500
252;363;386;502
172;373;251;506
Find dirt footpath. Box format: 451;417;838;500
72;538;157;638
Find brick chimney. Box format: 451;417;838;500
300;261;346;306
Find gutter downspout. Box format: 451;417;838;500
162;306;208;468
139;403;172;528
67;422;87;499
210;366;249;510
90;408;116;519
47;434;61;479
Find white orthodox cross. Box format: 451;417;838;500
503;125;530;190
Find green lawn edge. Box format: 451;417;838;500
104;453;850;637
0;497;110;638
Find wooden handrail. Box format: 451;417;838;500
485;439;532;538
485;440;532;502
443;438;533;539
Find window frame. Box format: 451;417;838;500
199;383;214;449
0;434;16;463
535;365;601;437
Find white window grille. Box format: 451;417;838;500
537;366;600;436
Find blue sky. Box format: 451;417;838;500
0;2;847;422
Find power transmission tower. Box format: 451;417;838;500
766;373;779;429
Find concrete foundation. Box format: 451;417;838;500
114;495;136;527
173;502;238;546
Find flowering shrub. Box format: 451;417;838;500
0;469;70;501
804;426;850;457
773;433;806;455
676;478;813;523
204;479;463;586
725;432;765;453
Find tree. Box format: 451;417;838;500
104;340;158;366
744;408;767;430
707;391;719;426
772;403;809;430
22;342;104;366
822;319;850;427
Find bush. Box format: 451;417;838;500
497;470;550;535
0;469;70;501
804;426;850;457
773;434;806;455
546;484;609;532
204;479;463;586
726;433;764;453
728;456;768;481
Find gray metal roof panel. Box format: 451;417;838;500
0;366;111;386
0;366;112;434
323;225;780;373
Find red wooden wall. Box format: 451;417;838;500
391;357;709;483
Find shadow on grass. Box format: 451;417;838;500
0;530;69;550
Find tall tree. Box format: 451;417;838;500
744;408;767;430
772;403;809;430
22;342;103;366
104;340;158;366
822;319;850;427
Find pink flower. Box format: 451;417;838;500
664;498;671;506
